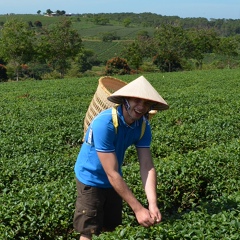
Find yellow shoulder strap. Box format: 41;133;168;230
112;105;118;133
112;105;146;139
140;119;146;140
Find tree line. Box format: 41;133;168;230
0;16;239;81
122;25;239;73
33;11;240;37
81;12;240;37
0;18;85;81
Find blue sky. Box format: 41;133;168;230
0;0;240;19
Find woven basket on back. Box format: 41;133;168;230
83;76;127;138
83;76;157;140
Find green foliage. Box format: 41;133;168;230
34;20;42;27
217;37;239;68
0;17;83;80
139;62;159;73
1;14;239;80
83;41;128;64
105;56;131;75
122;42;143;70
123;18;131;27
41;70;62;80
187;28;219;69
2;13;240;36
35;18;82;78
96;191;240;239
0;18;35;81
46;9;53;15
0;69;240;239
137;30;150;38
92;15;110;25
75;49;93;72
153;25;191;72
101;31;120;42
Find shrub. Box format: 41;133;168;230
105;56;131;75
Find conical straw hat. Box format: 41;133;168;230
107;76;169;110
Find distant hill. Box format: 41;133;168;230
1;12;240;39
1;13;239;64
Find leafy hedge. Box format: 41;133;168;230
1;69;240;239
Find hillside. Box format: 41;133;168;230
0;13;240;81
1;13;240;60
0;14;156;64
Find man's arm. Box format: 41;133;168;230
97;151;155;227
137;148;162;223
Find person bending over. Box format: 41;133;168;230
73;75;169;240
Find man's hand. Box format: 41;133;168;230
134;206;155;227
149;204;162;224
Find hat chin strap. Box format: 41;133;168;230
123;98;137;122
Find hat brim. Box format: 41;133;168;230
107;75;169;111
107;95;169;110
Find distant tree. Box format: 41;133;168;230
187;28;219;69
68;49;93;76
46;9;53;15
56;10;61;16
105;56;131;75
153;55;182;72
0;18;35;81
123;18;131;27
217;36;239;68
102;32;120;42
56;10;66;16
36;18;82;78
78;49;94;72
153;25;192;72
122;42;143;71
137;30;150;39
93;16;109;25
37;10;41;15
135;35;156;58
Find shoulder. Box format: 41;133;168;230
91;108;115;132
93;108;112;124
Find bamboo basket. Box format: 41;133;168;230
83;76;127;138
82;76;157;140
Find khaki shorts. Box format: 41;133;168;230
73;178;122;238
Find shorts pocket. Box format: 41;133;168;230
73;205;98;236
80;207;97;217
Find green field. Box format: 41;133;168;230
1;14;238;69
1;69;240;239
0;14;154;64
83;40;131;63
0;14;154;40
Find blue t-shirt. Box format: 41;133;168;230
74;105;152;188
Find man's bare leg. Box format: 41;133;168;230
80;235;91;240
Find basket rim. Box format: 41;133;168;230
99;76;127;95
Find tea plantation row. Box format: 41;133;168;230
0;69;240;239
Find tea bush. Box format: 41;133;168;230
1;69;240;239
